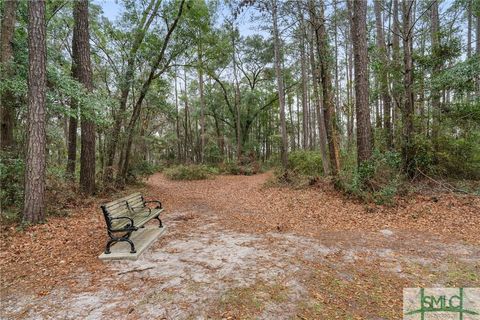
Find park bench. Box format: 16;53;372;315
101;192;163;254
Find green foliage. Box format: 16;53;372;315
204;140;223;164
164;164;215;180
218;160;260;176
338;151;403;205
435;134;480;179
130;161;162;179
287;150;324;178
0;152;25;215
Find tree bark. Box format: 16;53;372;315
392;0;401;146
66;23;79;180
297;2;309;150
272;0;288;171
0;0;17;150
476;5;480;96
72;0;96;194
198;46;206;163
24;0;47;224
430;0;441;144
311;0;341;175
374;0;393;149
402;0;415;176
351;0;373;165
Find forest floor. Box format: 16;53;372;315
1;172;479;319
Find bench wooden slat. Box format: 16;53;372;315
104;192;142;208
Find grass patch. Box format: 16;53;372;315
212;282;288;319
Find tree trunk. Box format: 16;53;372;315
476;6;480;96
430;0;441;145
297;2;309;150
104;0;161;183
402;0;415;176
374;0;393;149
0;0;17;150
198;47;206;163
119;0;184;182
66;22;79;180
231;27;242;161
351;0;373;165
72;0;96;194
174;66;182;162
272;0;288;170
311;0;341;175
392;0;401;146
23;0;47;224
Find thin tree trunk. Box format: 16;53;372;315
119;0;184;182
297;2;309;150
198;46;206;163
184;68;190;162
392;0;401;147
374;0;393;149
104;0;161;183
430;0;441;145
311;0;341;175
174;66;182;162
231;27;242;161
402;0;415;176
24;0;47;224
476;7;480;96
272;0;288;170
0;0;17;150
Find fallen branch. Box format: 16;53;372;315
117;267;154;275
416;168;468;194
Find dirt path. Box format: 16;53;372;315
2;173;479;319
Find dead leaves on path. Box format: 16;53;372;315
1;172;479;299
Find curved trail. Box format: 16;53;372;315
2;173;479;319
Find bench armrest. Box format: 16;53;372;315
144;200;162;209
109;216;137;231
130;205;152;215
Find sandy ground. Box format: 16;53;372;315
1;173;479;319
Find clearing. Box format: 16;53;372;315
1;172;479;319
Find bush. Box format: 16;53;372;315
337;150;403;205
265;151;325;188
219;160;261;176
164;164;214;180
288;150;324;178
0;152;24;220
129;161;162;179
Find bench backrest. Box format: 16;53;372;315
101;192;144;229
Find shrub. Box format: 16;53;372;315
287;150;324;178
164;164;213;180
265;151;325;188
0;152;24;221
337;150;403;205
129;161;162;179
219;160;261;176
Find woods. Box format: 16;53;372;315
0;0;479;222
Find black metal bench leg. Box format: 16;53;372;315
125;238;136;253
105;239;116;254
154;216;163;228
